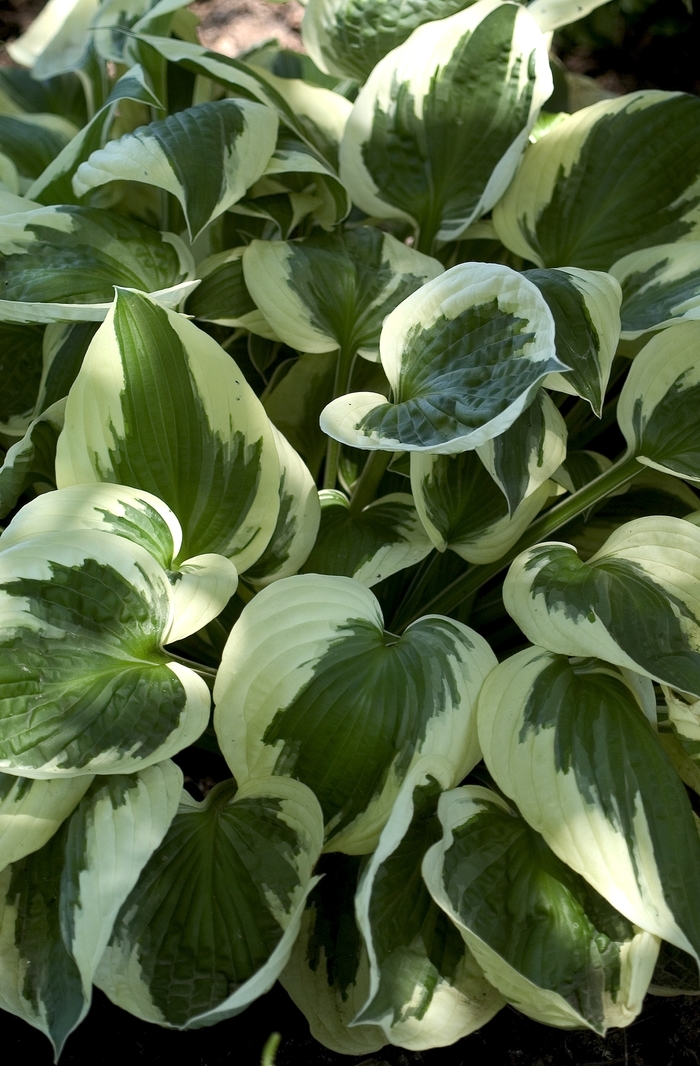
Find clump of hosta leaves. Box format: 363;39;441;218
2;0;700;1057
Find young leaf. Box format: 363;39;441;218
476;390;567;515
0;204;195;322
95;776;324;1028
280;853;387;1056
302;0;479;83
0;529;210;776
0;483;239;643
611;242;700;339
213;573;496;854
300;489;432;587
411;450;551;562
0;762;182;1055
423;782;659;1033
0;397;64;518
477;648;700;966
617;322;700;484
493;91;700;270
339;0;552;246
320;263;564;454
524;267;622;415
73;99;279;241
0;774;92;872
354;758;504;1049
55;288;280;571
245;426;322;588
504;515;700;697
242;227;443;360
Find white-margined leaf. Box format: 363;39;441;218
524;267;621;415
663;687;700;759
477;648;700;966
493;91;700;270
504;515;700;696
321;263;564;454
339;0;552;246
96;776;324;1028
611;243;700;340
280;853;387;1056
243;227;443;360
0;112;77;184
6;0;98;79
250;132;351;230
73;99;279;241
28;64;164;206
245;426;321;588
0;761;181;1055
0;483;239;643
263;350;338;480
0;204;195;323
616;322;700;484
0;774;92;872
423;782;659;1033
0;529;210;776
92;0;192;62
301;0;482;83
0;322;44;435
527;0;616;32
213;573;497;854
33;320;98;414
0;397;64;518
411;450;551;563
185;248;277;337
354;757;504;1049
552;449;611;495
55;288;280;571
476;390;567;514
300;489;432;586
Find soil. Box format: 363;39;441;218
2;0;700;1062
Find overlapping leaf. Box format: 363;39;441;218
493;91;700;270
96;776;324;1028
423;782;659;1032
611;243;700;339
0;774;92;872
214;573;496;854
0;397;64;518
321;263;564;453
55;288;280;571
339;0;552;246
478;649;700;966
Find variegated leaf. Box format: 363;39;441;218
477;649;700;967
301;489;432;586
527;0;616;31
6;0;98;79
185;247;276;338
354;758;504;1049
552;449;611;495
213;574;496;854
280;853;387;1056
0;204;195;323
339;0;552;247
0;397;64;518
321;263;564;454
611;243;700;340
0;762;181;1054
95;776;324;1028
0;112;76;184
263;350;338;480
476;390;567;515
411;448;551;563
0;774;92;872
423;782;659;1032
242;227;443;360
34;321;98;414
504;515;700;696
92;0;193;62
493;91;700;270
250;133;350;230
617;321;700;483
73;99;279;241
524;267;622;415
55;288;280;571
0;484;238;643
0;529;210;776
245;426;321;588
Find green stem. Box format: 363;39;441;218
165;651;218;681
348;450;391;515
323;344;356;490
398;454;644;629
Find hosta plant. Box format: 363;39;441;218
2;0;700;1057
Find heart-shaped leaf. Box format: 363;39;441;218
321;263;564;454
213;573;496;854
423;781;659;1033
477;648;700;966
95;776;324;1028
